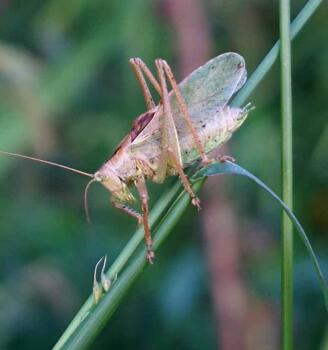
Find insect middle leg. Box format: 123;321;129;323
153;59;174;183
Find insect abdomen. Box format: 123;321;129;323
181;106;246;165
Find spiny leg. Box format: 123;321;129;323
160;59;209;163
129;57;161;110
154;59;199;211
153;59;172;183
167;147;201;210
112;199;143;225
154;59;186;185
134;176;154;264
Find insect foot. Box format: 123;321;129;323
146;248;155;264
192;196;202;211
216;155;236;163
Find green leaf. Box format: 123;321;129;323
193;161;328;310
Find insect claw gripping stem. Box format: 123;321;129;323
216;155;236;163
192;197;202;211
147;248;155;264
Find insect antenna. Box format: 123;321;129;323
0;150;94;178
84;178;97;224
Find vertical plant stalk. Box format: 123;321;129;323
280;0;294;349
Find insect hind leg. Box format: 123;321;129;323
159;59;210;164
153;58;174;183
129;58;161;110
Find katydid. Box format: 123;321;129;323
0;52;251;264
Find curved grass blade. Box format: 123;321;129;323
192;161;328;310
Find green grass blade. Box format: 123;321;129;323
280;0;294;348
194;161;328;309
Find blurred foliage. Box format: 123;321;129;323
0;0;327;349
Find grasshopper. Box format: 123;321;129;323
0;52;251;263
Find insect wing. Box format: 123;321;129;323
129;53;247;159
171;52;247;132
129;107;162;161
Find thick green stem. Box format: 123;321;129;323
280;0;294;349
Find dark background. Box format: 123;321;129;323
0;0;327;349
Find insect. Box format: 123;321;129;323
0;52;251;263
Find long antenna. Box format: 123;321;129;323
0;150;94;178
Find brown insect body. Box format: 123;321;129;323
90;54;251;263
96;104;246;201
0;53;251;264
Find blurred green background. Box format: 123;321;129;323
0;0;327;349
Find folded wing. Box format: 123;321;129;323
171;52;247;135
130;52;247;158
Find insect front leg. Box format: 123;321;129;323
134;176;154;264
160;59;210;164
129;58;161;110
111;199;143;224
